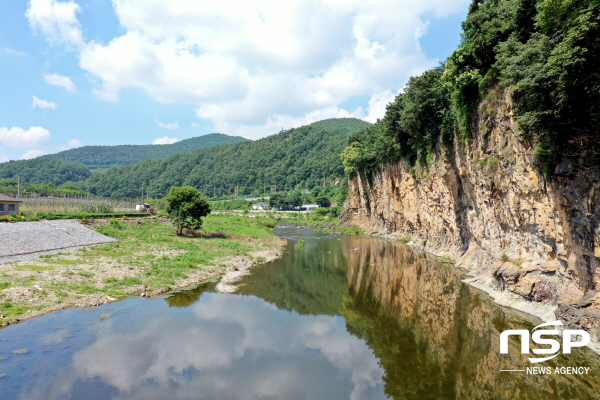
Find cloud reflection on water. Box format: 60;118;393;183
27;293;385;400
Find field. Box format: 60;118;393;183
0;215;285;325
10;193;136;213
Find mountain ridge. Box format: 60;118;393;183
85;118;371;198
43;133;250;169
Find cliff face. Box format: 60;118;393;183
341;91;600;337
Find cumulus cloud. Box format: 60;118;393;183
21;149;47;160
66;138;82;147
0;126;51;148
26;0;84;47
152;136;179;145
44;73;76;92
156;120;179;130
33;294;384;399
56;138;83;151
32;95;58;110
28;0;469;139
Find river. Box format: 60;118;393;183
1;225;599;399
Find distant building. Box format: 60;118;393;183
252;202;269;210
300;204;318;211
0;194;22;216
136;203;151;212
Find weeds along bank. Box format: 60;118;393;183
0;215;285;326
341;90;600;341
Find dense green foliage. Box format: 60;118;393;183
315;195;331;208
85;118;370;198
209;199;255;211
269;193;303;210
343;0;600;180
165;186;211;235
46;133;249;169
0;158;91;186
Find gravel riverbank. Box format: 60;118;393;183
0;221;116;264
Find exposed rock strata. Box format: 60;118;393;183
341;92;600;340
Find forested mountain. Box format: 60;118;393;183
0;158;91;186
85;118;370;198
45;133;249;169
342;0;600;180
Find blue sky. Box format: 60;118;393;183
0;0;469;162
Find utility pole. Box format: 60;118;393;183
142;185;144;204
17;177;20;199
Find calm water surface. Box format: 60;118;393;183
1;226;600;399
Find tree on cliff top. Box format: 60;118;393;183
165;186;211;236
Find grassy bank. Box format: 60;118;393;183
0;215;285;325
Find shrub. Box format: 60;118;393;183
328;206;341;218
314;207;329;217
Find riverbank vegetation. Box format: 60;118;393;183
0;214;285;325
342;0;600;181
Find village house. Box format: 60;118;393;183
252;202;269;210
0;194;22;216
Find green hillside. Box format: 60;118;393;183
0;158;91;186
85;118;371;198
46;133;249;169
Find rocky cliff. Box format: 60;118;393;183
341;90;600;339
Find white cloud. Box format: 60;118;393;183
66;138;82;147
152;136;179;145
49;295;385;399
0;149;9;163
32;95;58;110
26;0;84;48
21;149;47;160
44;73;76;92
364;89;399;123
56;138;83;151
156;120;179;130
5;48;26;56
0;126;51;148
191;122;200;128
30;0;470;139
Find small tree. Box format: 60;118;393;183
315;195;331;208
269;193;287;209
165;186;211;236
288;194;302;211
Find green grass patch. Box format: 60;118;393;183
398;236;411;244
14;265;55;272
0;215;282;321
